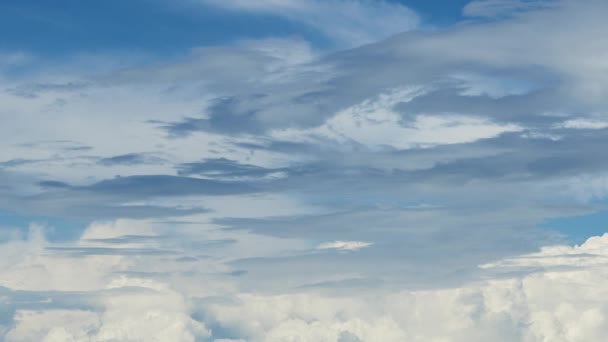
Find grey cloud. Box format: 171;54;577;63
233;140;316;156
2;0;608;307
0;177;222;220
16;140;92;153
463;0;555;18
175;256;200;263
157;88;335;137
394;86;566;127
297;278;383;290
97;153;166;166
217;205;554;242
148;27;582;139
215;203;561;291
156;95;267;137
3;1;608;339
46;246;178;256
61;0;606;145
5;82;90;98
0;159;41;169
84;235;236;249
5;122;607;225
0;287;99;313
3;196;208;220
177;158;285;178
69;205;208;219
81;175;260;197
339;331;363;342
407;129;608;181
38;180;71;188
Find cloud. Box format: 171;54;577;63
82;175;260;197
5;310;100;342
198;0;420;47
202;233;608;341
97;153;167;167
0;219;306;340
5;284;212;342
463;0;554;18
0;221;215;341
3;0;608;340
317;240;372;251
177;158;286;180
4;3;608;287
93;278;211;342
555;119;608;130
0;220;607;341
270;87;522;150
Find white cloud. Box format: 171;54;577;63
520;131;562;141
452;72;537;98
240;38;316;69
0;222;211;342
204;233;608;341
0;223;131;292
3;220;608;341
317;240;372;251
271;87;522;150
482;232;608;269
5;285;211;342
555;119;608;130
93;278;211;342
562;174;608;203
5;310;100;342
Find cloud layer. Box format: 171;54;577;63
2;0;608;340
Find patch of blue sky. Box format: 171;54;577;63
396;0;472;26
541;210;608;244
0;0;479;60
0;0;329;57
0;209;87;242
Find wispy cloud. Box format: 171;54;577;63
198;0;420;47
463;0;554;18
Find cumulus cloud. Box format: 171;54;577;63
1;221;608;341
0;223;213;341
5;310;100;342
203;233;608;341
5;285;211;342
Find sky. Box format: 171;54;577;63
2;0;608;341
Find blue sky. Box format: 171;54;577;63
2;0;608;341
0;0;309;55
0;0;471;56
